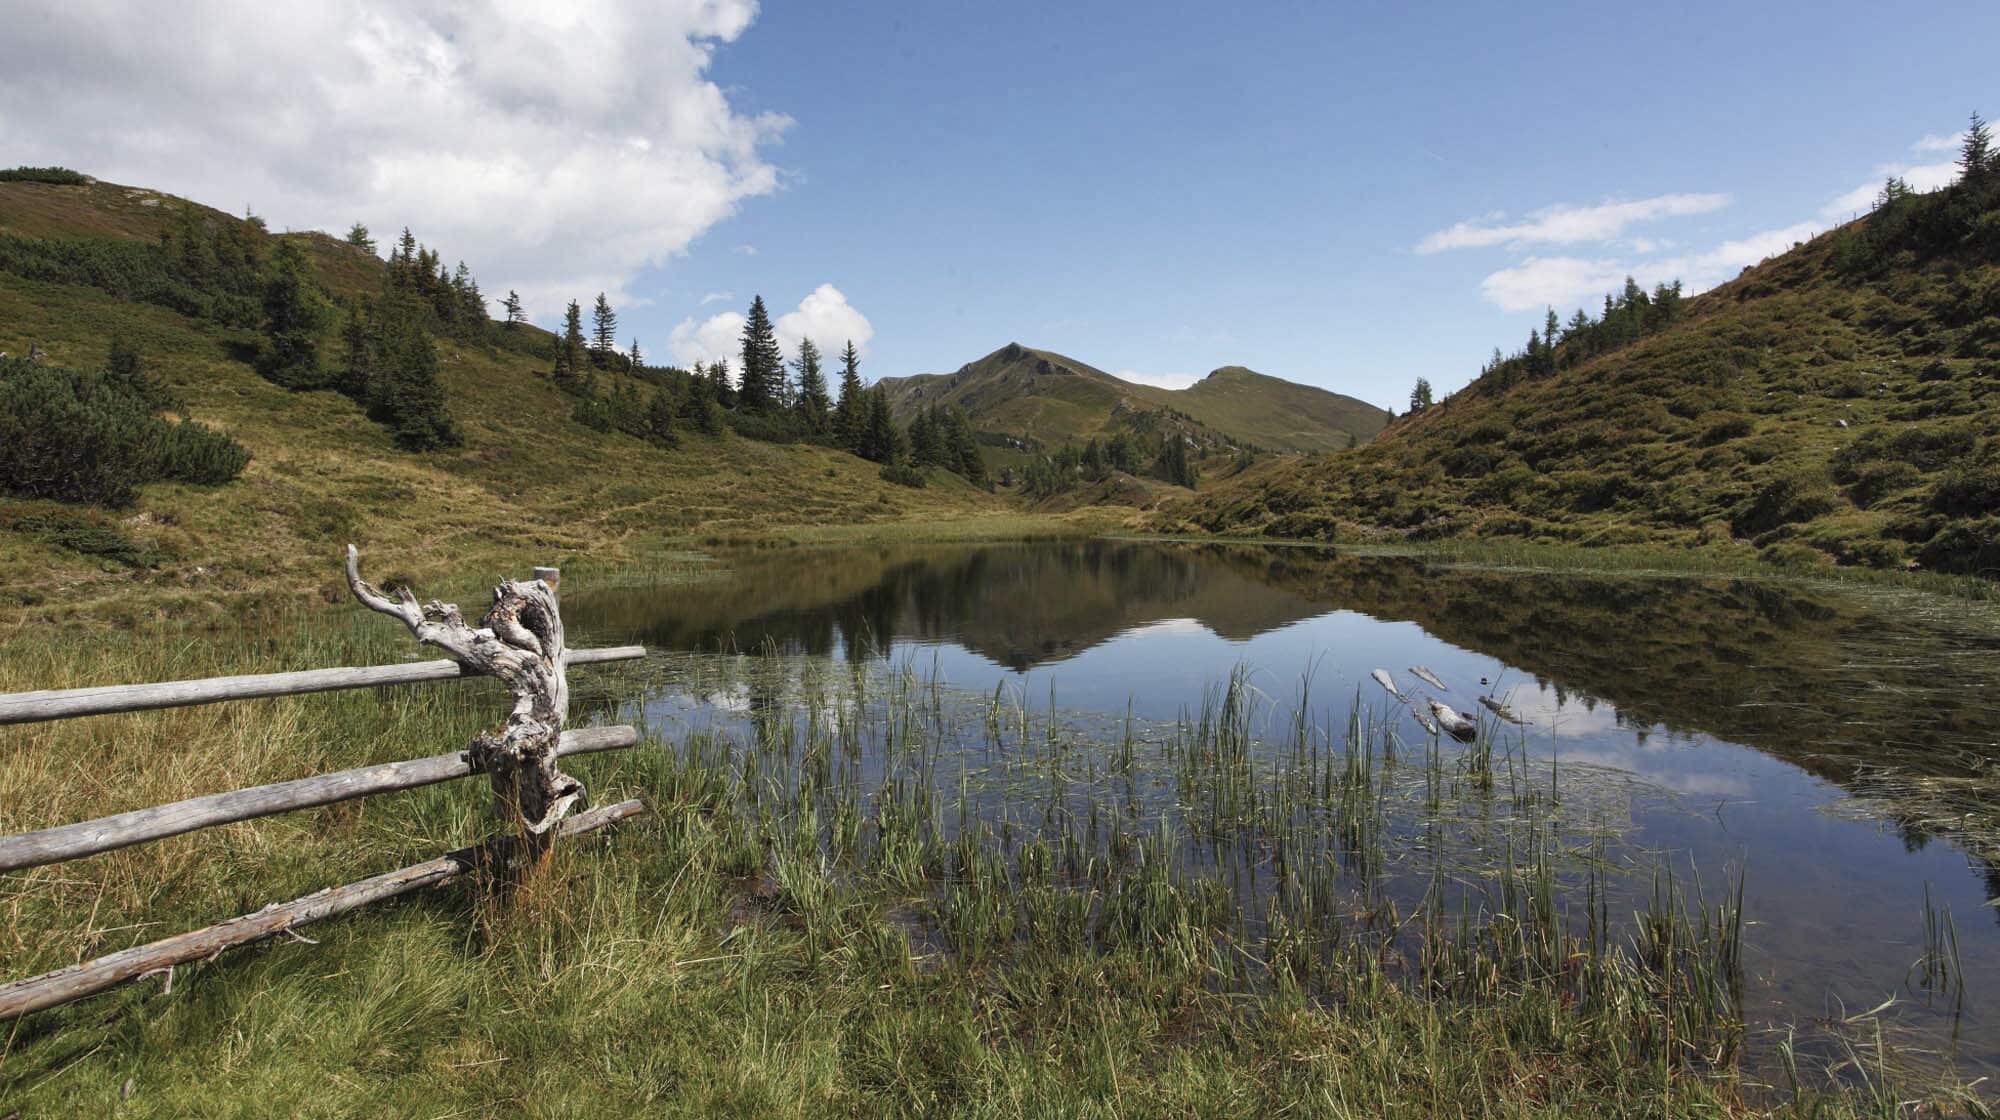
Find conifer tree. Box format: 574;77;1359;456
833;340;866;451
944;406;985;483
345;223;375;252
792;338;830;434
705;358;736;410
645;387;679;448
1409;377;1433;412
629;338;644;370
502;290;525;328
1962;111;1993;184
737;296;782;411
553;299;585;389
591;293;618;365
863;386;900;463
256;238;330;389
370;299;461;450
681;371;724;434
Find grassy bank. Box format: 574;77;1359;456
1;602;1982;1116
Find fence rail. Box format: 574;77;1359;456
0;644;648;725
0;554;653;1021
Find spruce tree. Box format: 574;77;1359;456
502;290;525;328
833;340;866;451
255;238;330;389
681;372;724;434
1409;378;1433;411
629;338;644;370
591;293;618;365
863;386;900;463
553;299;585;389
345;222;375;252
705;358;736;410
737;295;782;411
1962;111;1993;184
645;387;679;448
370;299;460;450
792;338;830;434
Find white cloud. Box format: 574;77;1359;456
1914;130;1968;154
1417;193;1730;254
669;284;874;368
699;290;734;306
1820;159;1960;220
1113;369;1203;390
1475;220;1822;312
0;0;789;321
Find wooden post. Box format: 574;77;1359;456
0;799;647;1021
347;547;579;837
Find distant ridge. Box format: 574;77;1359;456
877;342;1387;454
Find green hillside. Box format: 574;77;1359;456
1166;167;2000;576
0;174;1012;620
879;342;1386;454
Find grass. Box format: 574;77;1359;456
2;601;1987;1116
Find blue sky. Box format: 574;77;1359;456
649;1;1996;404
4;0;1995;408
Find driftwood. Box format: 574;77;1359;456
0;798;646;1021
1409;666;1448;692
1429;700;1478;742
0;646;644;725
1477;695;1527;725
0;726;636;873
1370;669;1405;702
345;546;578;838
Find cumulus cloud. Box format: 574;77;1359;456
669;284;874;368
1913;130;1968;154
1478;257;1630;313
1477;221;1824;312
0;0;789;320
1820;159;1960;219
1113;369;1203;390
1416;193;1730;253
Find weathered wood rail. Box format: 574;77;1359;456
0;550;651;1021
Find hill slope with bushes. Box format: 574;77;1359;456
1165;156;2000;576
0;174;1007;619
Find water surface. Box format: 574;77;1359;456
568;539;2000;1080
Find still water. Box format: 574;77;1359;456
568;539;2000;1079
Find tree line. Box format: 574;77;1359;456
1017;420;1204;498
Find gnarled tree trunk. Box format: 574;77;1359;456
345;545;581;841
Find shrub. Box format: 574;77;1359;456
879;457;926;488
1928;465;2000;517
1847;460;1920;508
1697;412;1754;446
0;166;87;184
0;502;158;566
1731;470;1839;537
0;355;249;506
1917;518;2000;575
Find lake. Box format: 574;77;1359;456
567;538;2000;1082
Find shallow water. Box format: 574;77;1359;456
567;539;2000;1080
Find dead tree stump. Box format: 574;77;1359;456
345;546;581;845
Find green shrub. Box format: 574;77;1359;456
1917;518;2000;575
0;355;249;506
1696;412;1753;446
1847;460;1920;508
1731;470;1839;536
0;166;86;184
0;502;158;566
1928;465;2000;516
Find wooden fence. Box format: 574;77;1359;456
0;551;649;1021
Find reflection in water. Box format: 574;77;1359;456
567;540;2000;1077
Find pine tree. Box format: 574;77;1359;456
944;407;985;483
907;407;943;467
590;293;618;366
1409;377;1433;412
788;337;830;434
863;387;900;463
833;340;866;451
369;298;461;450
644;387;679;448
255;238;330;389
336;298;375;399
629;338;644;370
705;358;736;410
553;300;585;390
502;290;525;328
681;371;724;434
737;295;782;411
1962;111;1993;185
345;223;375;252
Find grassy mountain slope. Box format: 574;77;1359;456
0;176;1011;620
1166;183;2000;575
879;342;1386;453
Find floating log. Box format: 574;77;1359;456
1410;707;1441;736
1429;700;1478;742
0;726;638;874
0;798;646;1021
1477;696;1527;725
1409;666;1448;692
0;646;645;726
1370;669;1405;702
